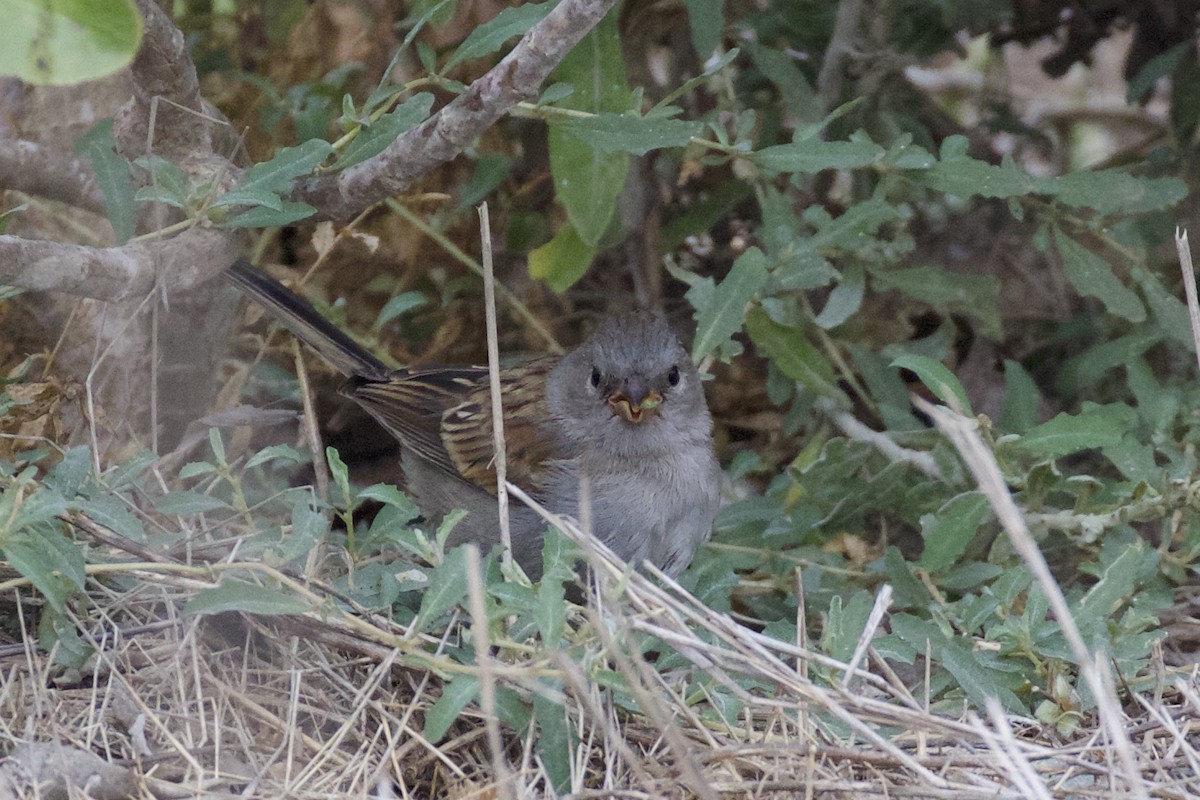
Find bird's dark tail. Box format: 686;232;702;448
224;260;390;379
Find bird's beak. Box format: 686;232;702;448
608;376;662;424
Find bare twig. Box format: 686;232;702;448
1175;228;1200;374
479;202;511;563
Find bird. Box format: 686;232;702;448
225;259;721;579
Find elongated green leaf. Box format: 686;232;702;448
547;12;633;247
424;675;479;743
744;40;817;124
744;308;838;397
692;247;768;362
939;637;1025;714
153;490;229;516
891;353;971;415
1048;171;1187;215
184;580;309;616
528;223;595;292
1;527;84;614
558;113;703;155
416;545;469;629
75;119;135;243
1077;539;1157;618
221;201;317;228
1052;229;1145;323
871;265;1000;337
753;138;883;174
814;264;864;329
1018;403;1134;459
218;139;334;204
446;2;552;69
998;360;1040;434
919;492;989;573
1;0;142;85
683;0;724;57
534;682;572;793
333;93;434;169
909;137;1035;199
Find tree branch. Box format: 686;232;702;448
295;0;620;219
0;228;242;301
0;139;106;213
114;0;238;161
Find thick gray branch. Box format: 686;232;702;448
0;139;106;213
295;0;620;219
0;228;241;301
114;0;237;161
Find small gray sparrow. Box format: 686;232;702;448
226;260;720;579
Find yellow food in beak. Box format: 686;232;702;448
608;389;663;424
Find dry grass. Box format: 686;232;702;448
2;509;1199;799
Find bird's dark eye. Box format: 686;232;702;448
590;367;602;388
667;365;680;386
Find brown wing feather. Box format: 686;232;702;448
441;357;562;496
348;359;564;496
347;367;484;481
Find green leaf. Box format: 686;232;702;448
1075;537;1156;618
1048;171;1187;215
528;223;595;292
375;291;428;328
534;683;572;793
358;483;420;520
104;450;157;488
332;93;434;169
691;247;768;362
744;307;838;397
1052;229;1145;322
1128;41;1190;103
557;113;704;155
1;526;85;613
425;675;479;743
446;2;553;69
416;545;469;629
221;201;317;228
822;591;873;662
814;264;864;329
244;444;310;470
536;530;573;644
0;0;142;86
744;40;818;125
43;446;92;497
1018;403;1134;459
682;0;724;57
75;119;135;243
217;139;334;205
134;154;192;209
184;580;310;616
918;492;989;573
890;354;971;414
547;12;632;247
76;494;145;541
753;137;883;174
14;489;68;529
153;490;229;516
939;637;1025;714
871;265;1001;337
910;136;1036;199
998;360;1040;434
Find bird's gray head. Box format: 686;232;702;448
547;312;711;457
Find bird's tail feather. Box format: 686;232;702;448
224;259;390;379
